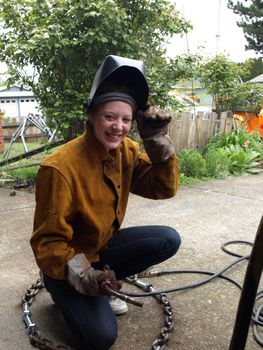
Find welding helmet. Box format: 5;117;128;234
85;55;149;111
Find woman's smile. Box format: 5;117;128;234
89;101;133;152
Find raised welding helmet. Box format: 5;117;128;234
85;55;149;112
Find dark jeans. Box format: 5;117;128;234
43;225;181;350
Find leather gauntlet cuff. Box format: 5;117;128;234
66;254;121;296
143;134;175;163
67;253;94;294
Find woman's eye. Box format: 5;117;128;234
123;117;132;124
105;115;114;121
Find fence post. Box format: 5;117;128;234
180;112;191;150
0;110;4;153
219;111;233;133
169;112;181;154
225;111;234;133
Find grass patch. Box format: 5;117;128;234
5;166;39;183
179;174;213;185
0;142;61;183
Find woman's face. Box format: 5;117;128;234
89;100;133;152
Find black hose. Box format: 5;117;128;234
123;240;263;347
125;254;248;297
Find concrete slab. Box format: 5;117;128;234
0;173;263;350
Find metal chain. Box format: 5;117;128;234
151;293;174;350
126;276;174;350
22;276;174;350
22;277;73;350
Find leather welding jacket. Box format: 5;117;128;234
30;127;180;280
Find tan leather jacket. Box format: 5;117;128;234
30;128;180;279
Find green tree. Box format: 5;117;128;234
199;54;263;115
0;0;190;139
147;53;202;109
228;0;263;54
238;57;263;82
199;54;242;114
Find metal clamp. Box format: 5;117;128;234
23;302;38;335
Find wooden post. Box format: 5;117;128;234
229;215;263;350
219;112;227;133
225;111;233;133
180;112;191;150
169;112;182;154
0;110;4;153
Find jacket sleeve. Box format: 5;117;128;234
130;151;180;199
30;166;76;280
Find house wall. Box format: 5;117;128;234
0;85;40;118
0;97;39;118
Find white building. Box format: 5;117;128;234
248;73;263;84
0;85;40;119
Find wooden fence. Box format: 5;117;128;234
1;111;234;153
169;111;233;153
2;117;49;143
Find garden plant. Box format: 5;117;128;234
178;127;263;184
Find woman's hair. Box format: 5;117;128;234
84;81;137;114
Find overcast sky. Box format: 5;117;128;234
0;0;259;77
167;0;258;62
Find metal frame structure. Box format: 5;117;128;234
3;113;56;159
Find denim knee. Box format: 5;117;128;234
79;330;117;350
161;226;181;256
72;314;117;350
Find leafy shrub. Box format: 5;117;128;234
206;148;230;178
178;149;206;178
225;145;261;175
205;128;263;177
206;128;263;156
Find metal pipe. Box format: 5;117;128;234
229;215;263;350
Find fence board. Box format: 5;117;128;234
169;113;182;153
169;111;233;153
187;116;198;150
3;111;234;153
208;112;217;140
180;112;191;150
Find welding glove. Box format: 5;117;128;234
136;105;175;163
67;253;121;296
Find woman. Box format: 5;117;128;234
30;55;181;350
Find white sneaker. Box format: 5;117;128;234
108;296;128;315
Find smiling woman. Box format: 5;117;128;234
88;101;133;152
30;54;181;350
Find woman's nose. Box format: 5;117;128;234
112;120;122;130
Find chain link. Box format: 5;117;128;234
126;276;174;349
29;333;72;350
22;278;44;306
150;291;174;349
22;277;73;350
22;276;174;350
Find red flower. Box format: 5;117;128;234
260;124;263;129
